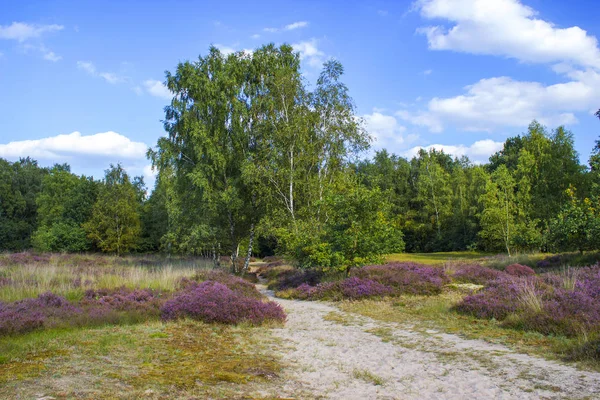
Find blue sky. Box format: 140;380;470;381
1;0;600;189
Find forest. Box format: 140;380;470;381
1;44;600;274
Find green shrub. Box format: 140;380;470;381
32;222;91;252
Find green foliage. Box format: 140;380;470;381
31;164;97;252
84;164;141;255
31;222;89;252
0;158;46;250
285;182;404;272
547;187;600;253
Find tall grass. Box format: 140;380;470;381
559;267;579;291
517;280;543;313
0;255;213;302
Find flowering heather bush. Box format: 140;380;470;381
81;287;164;316
503;289;600;337
0;292;82;336
454;282;521;319
291;277;394;301
187;270;263;299
505;263;536;277
273;269;324;291
456;265;600;338
161;281;285;325
573;266;600;299
352;263;448;296
452;264;507;285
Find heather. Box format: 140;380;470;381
162;281;285;325
272;263;448;300
0;254;285;337
451;264;507;285
352;263;448;295
268;268;324;291
455;266;600;338
505;263;535;277
0;288;165;336
283;277;394;301
190;269;265;299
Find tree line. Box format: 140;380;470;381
0;160;157;255
2;44;600;273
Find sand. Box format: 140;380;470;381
261;286;600;399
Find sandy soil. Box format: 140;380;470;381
261;286;600;400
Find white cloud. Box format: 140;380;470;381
0;131;148;160
77;61;126;84
22;43;61;62
404;139;504;163
77;61;96;74
422;69;433;75
396;110;443;133
0;22;63;42
251;34;260;39
42;49;61;62
363;111;420;153
378;10;389;17
143;164;157;183
398;74;598;132
416;0;600;69
264;21;310;33
398;1;600;133
143;80;171;100
99;72;122;84
215;44;253;57
215;44;236;56
292;39;325;68
285;21;308;30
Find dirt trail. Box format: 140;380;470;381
261;285;600;400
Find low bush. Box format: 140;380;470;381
161;281;285;325
352;263;448;296
451;264;507;285
81;287;164;319
272;269;324;291
454;282;521;319
0;292;81;335
188;270;264;299
455;266;600;338
505;263;536;277
288;277;394;301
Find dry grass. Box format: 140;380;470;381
0;319;284;399
517;281;544;313
0;260;210;302
352;368;386;386
559;267;580;291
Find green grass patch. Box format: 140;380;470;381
352;368;386;386
385;251;490;266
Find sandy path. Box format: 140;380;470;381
261;286;600;399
